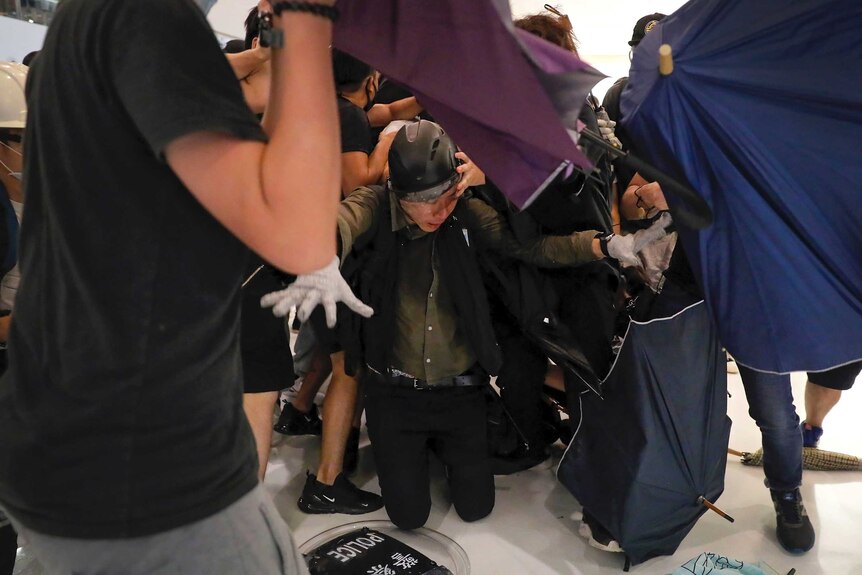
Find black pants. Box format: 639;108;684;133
0;358;15;575
494;325;548;449
365;384;494;529
0;524;15;574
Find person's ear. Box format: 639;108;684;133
251;36;260;49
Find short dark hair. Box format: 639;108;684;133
22;51;39;67
223;39;246;54
332;48;373;91
244;6;261;50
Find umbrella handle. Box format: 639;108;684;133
659;44;674;76
577;129;713;230
698;496;735;523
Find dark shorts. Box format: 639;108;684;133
241;261;295;394
807;361;862;391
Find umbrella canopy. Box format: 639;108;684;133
334;0;606;209
620;0;862;373
557;300;730;566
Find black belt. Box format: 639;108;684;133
370;367;488;390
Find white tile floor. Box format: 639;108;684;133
13;370;862;574
263;370;862;575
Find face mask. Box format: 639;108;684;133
0;140;22;181
194;0;218;15
363;78;378;112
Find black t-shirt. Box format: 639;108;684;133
0;0;266;538
338;96;373;155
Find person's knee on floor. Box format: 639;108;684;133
387;502;432;531
453;492;494;523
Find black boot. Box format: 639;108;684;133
771;488;815;554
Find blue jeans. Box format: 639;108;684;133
738;366;802;491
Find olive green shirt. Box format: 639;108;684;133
337;186;598;382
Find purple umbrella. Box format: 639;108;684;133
333;0;606;209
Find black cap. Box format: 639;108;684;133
387;120;461;203
629;13;666;46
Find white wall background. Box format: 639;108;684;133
1;2;689;100
0;16;47;63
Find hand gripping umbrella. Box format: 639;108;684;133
333;0;605;209
621;0;862;373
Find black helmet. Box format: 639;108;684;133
387;120;461;203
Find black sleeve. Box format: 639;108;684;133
107;0;266;158
601;78;627;124
339;102;374;155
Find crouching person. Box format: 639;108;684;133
264;120;672;529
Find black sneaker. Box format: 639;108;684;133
771;488;815;554
343;426;361;476
274;402;322;436
297;472;384;515
490;443;549;475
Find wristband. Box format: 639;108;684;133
596;232;613;258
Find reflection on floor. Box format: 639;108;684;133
13;371;862;574
268;371;862;575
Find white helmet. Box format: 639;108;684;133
0;61;28;130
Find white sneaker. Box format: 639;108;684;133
576;512;623;553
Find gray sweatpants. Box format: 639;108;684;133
5;485;308;575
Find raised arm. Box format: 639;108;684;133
166;2;340;274
366;96;423;127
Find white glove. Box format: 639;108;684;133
595;109;622;149
605;212;673;267
260;256;374;328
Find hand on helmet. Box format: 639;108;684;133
454;151;486;193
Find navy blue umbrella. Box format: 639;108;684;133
621;0;862;373
557;300;731;567
333;0;606;209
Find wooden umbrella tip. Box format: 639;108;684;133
659;44;674;76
